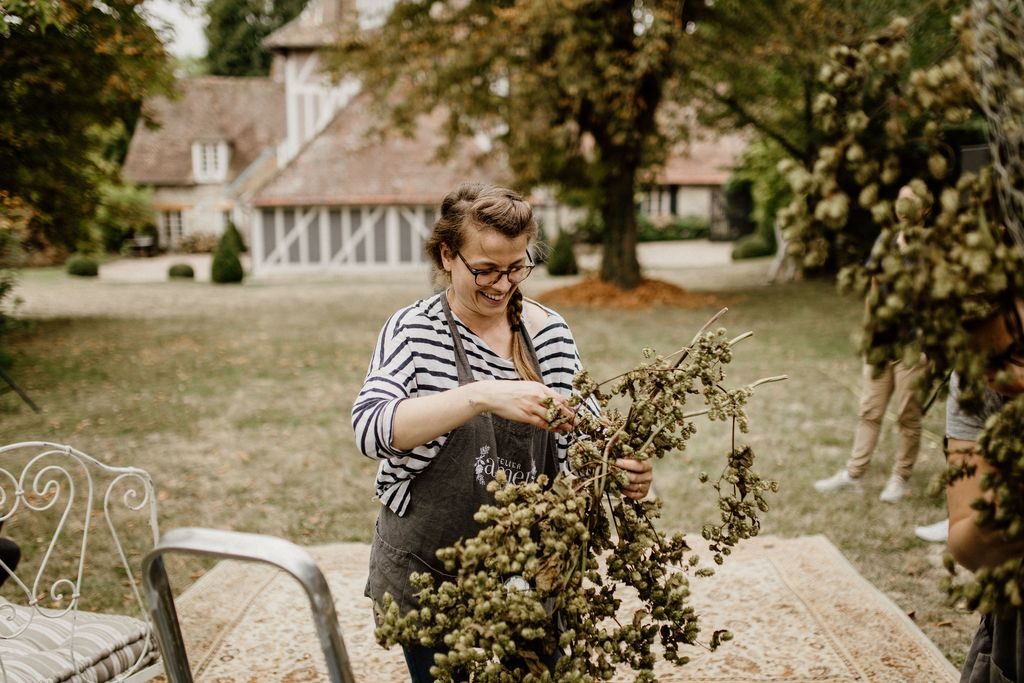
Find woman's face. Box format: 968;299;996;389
972;299;1024;398
440;227;531;325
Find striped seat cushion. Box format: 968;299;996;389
0;598;158;682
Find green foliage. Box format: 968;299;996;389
0;0;173;254
722;179;754;239
90;183;155;253
205;0;308;76
168;264;195;280
211;233;244;284
376;318;781;681
577;213;709;246
545;231;579;277
66;255;99;278
222;221;246;253
731;140;794;255
638;215;710;242
573;213;605;246
731;234;775;261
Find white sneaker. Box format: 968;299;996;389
914;518;949;543
814;469;863;493
879;474;911;503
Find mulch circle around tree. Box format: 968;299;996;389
535;277;728;310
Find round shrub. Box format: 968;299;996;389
731;233;775;260
211;234;244;284
168;263;195;279
66;255;99;277
546;230;579;276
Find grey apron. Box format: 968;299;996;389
366;294;559;615
960;610;1024;683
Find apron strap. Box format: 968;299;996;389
441;291;547;383
440;292;476;385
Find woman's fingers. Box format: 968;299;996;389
616;457;653;500
483;380;575;431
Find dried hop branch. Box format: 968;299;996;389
374;309;785;682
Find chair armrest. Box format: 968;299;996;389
142;527;356;683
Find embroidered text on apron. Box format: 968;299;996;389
366;293;560;615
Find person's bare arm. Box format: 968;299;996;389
947;437;1024;571
391;380;574;451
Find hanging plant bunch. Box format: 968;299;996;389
374;310;784;683
842;6;1024;410
782;5;1024;614
776;16;924;273
777;9;1024;404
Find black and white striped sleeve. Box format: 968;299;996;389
351;310;419;462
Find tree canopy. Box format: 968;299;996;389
0;0;173;255
333;0;718;288
683;0;957;166
204;0;308;76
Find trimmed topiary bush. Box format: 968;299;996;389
66;254;99;277
545;230;579;276
210;232;244;284
222;221;246;253
168;263;195;279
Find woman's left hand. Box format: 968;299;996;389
616;457;654;500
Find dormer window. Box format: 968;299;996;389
192;141;230;183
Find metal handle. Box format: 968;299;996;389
142;527;357;683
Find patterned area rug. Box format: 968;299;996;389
171;535;958;682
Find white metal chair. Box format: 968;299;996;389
142;527;356;683
0;441;163;682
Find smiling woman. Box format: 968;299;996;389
350;182;653;682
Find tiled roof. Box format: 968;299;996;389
263;0;355;50
253;98;509;207
652;133;748;186
122;77;285;186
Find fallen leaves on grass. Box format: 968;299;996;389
536;277;727;310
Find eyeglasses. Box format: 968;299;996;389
455;251;535;286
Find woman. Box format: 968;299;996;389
947;299;1024;682
352;182;652;681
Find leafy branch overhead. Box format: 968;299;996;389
375;310;785;683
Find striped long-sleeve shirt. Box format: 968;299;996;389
351;291;584;516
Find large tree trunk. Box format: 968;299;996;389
599;168;642;289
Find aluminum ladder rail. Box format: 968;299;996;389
142;527;357;683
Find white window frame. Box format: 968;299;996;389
191;141;230;183
158;210;184;249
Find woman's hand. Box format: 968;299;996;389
616;457;654;500
469;380;576;432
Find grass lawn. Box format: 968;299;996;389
0;259;976;668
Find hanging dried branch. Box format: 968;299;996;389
374;310;785;683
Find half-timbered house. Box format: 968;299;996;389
123;0;745;275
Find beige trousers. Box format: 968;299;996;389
846;359;926;480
